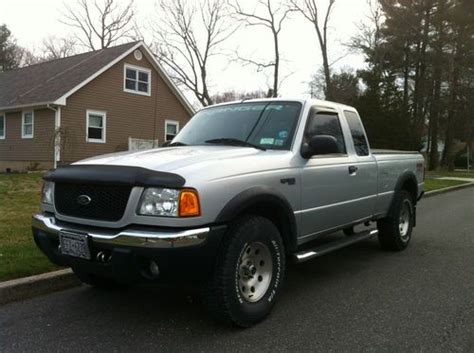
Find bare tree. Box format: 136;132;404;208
291;0;336;100
60;0;135;50
211;89;267;104
18;47;46;67
41;36;77;59
153;0;236;107
231;0;293;97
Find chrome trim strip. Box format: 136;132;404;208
294;191;395;215
298;215;373;243
377;190;394;196
32;213;210;249
294;194;377;215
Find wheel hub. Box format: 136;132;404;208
399;200;411;241
238;242;273;303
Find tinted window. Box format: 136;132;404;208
174;102;302;150
344;110;369;156
305;109;346;154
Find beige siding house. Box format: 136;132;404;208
0;41;194;171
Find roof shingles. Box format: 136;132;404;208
0;41;139;109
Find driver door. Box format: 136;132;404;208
299;107;358;239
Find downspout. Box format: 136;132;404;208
47;104;61;169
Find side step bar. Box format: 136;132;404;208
293;229;379;263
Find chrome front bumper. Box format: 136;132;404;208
32;213;210;249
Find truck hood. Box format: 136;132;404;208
74;146;294;183
75;146;261;171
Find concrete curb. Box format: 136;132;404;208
423;182;474;198
0;269;80;306
1;182;473;306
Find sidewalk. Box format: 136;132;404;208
437;176;474;183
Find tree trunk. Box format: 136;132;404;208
428;76;441;170
320;42;332;100
402;43;410;114
441;56;460;170
272;30;279;97
428;0;445;170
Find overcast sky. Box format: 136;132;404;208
1;0;370;98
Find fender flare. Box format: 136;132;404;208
215;186;298;253
387;170;419;219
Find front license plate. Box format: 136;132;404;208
59;231;91;260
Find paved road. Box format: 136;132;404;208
1;188;474;352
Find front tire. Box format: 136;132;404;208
377;190;414;251
203;216;286;327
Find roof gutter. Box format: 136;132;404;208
46;104;61;169
0;101;58;112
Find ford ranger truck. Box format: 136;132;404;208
33;98;424;327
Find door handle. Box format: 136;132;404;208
348;166;358;175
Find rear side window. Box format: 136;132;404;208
305;109;346;154
344;110;369;156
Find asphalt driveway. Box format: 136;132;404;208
1;188;473;352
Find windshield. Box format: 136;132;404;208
172;101;302;150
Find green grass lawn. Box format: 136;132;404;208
424;178;469;192
0;173;58;281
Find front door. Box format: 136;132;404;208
299;107;360;240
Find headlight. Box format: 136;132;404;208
137;188;200;217
41;181;54;204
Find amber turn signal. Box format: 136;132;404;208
179;189;201;217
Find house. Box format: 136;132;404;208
0;41;194;171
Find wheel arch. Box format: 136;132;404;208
396;171;418;204
386;170;418;220
215;186;298;254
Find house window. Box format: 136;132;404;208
124;64;151;96
0;114;5;139
86;110;106;143
22;111;34;138
165;120;179;141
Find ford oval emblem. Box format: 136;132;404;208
77;195;92;206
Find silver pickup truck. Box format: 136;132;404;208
33;98;424;327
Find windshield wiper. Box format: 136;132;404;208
205;138;266;151
167;141;188;147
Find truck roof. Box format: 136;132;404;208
203;97;356;111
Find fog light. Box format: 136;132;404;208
149;260;160;277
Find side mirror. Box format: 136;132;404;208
162;140;171;147
301;135;340;158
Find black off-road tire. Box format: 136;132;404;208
203;215;286;327
377;190;414;251
72;268;124;290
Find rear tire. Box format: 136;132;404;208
72;268;124;290
203;215;286;327
377;190;414;251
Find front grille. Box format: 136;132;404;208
54;183;132;222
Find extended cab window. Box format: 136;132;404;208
305;109;346;154
344;110;369;156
